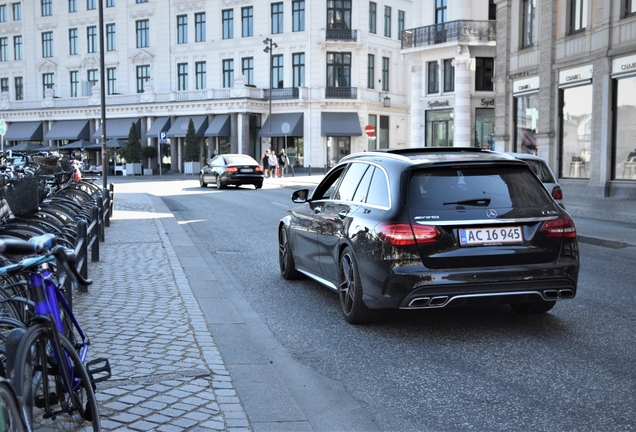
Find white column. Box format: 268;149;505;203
453;47;472;147
410;63;424;147
237;113;244;154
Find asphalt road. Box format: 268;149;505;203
118;177;636;431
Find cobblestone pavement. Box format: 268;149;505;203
73;192;251;432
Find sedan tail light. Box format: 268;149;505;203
376;222;442;246
540;215;576;238
552;185;563;200
225;167;238;173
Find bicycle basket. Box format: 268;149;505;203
32;155;59;175
2;177;40;217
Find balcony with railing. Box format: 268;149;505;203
264;87;299;101
401;20;496;49
325;87;357;99
326;28;357;42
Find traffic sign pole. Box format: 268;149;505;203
0;119;6;152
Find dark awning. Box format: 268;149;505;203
321;112;362;137
145;117;171;138
44;120;90;141
92;118;140;139
166;115;208;138
4;122;43;141
258;113;304;137
205;115;231;137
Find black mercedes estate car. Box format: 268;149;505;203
278;148;579;324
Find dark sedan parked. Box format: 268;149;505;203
279;148;579;324
199;154;264;189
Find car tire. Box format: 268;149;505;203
510;301;556;314
216;175;226;189
255;183;263;189
338;247;380;324
199;175;208;188
279;226;300;280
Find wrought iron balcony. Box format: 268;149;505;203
326;29;357;42
401;20;496;49
264;87;299;100
325;87;357;99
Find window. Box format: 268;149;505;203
136;0;148;2
69;29;78;55
613;76;636;179
106;0;114;7
13;36;21;60
87;0;95;10
292;1;305;32
136;65;150;93
14;76;22;100
177;15;187;44
384;6;391;37
272;54;283;88
12;3;21;20
0;5;6;22
0;38;7;62
272;3;283;34
196;61;206;89
70;70;79;97
293;53;305;87
107;68;117;95
87;26;97;53
87;69;98;85
381;57;389;91
42;0;52;16
42;32;53;58
428;61;439;93
560;84;592;178
443;59;454;92
569;0;588;33
327;0;352;30
475;57;494;91
626;0;636;16
242;7;253;37
242;57;253;85
367;54;375;89
398;11;405;40
195;13;205;42
327;52;351;87
178;63;188;91
42;73;54;97
435;0;447;23
136;20;149;48
521;0;536;48
68;0;77;11
1;78;9;93
369;2;376;34
106;24;116;51
222;9;233;40
222;59;234;88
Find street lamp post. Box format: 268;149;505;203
263;38;278;149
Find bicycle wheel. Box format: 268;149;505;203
11;324;100;431
0;378;26;431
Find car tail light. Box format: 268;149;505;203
376;222;441;246
540;215;576;238
552;185;563;200
255;166;263;173
226;167;238;173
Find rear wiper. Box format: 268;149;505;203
443;198;491;206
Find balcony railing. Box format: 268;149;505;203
326;28;357;42
325;87;357;99
401;20;495;49
264;87;299;100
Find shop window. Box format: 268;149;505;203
560;84;592;178
613;76;636;180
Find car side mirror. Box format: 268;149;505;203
291;189;309;203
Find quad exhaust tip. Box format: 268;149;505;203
406;289;575;309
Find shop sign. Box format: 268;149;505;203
558;65;593;85
612;54;636;75
512;76;540;94
480;98;495;107
426;99;453;109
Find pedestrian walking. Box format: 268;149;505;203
261;150;270;178
278;149;287;177
268;150;278;178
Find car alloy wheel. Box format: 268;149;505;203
338;247;375;324
199;175;207;188
279;226;300;279
216;175;226;189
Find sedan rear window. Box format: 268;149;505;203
407;166;553;210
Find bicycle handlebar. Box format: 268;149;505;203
0;234;93;286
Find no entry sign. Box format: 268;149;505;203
365;125;375;137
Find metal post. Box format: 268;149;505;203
98;0;108;191
263;38;278;149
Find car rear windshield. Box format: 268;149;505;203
225;155;256;165
407;166;554;210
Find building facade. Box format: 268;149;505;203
0;0;413;173
493;0;636;198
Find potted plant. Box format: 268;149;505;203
120;122;142;175
141;145;157;175
183;118;201;175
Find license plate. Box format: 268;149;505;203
240;168;253;173
459;226;523;246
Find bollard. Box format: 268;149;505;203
308;164;311;176
91;205;100;261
